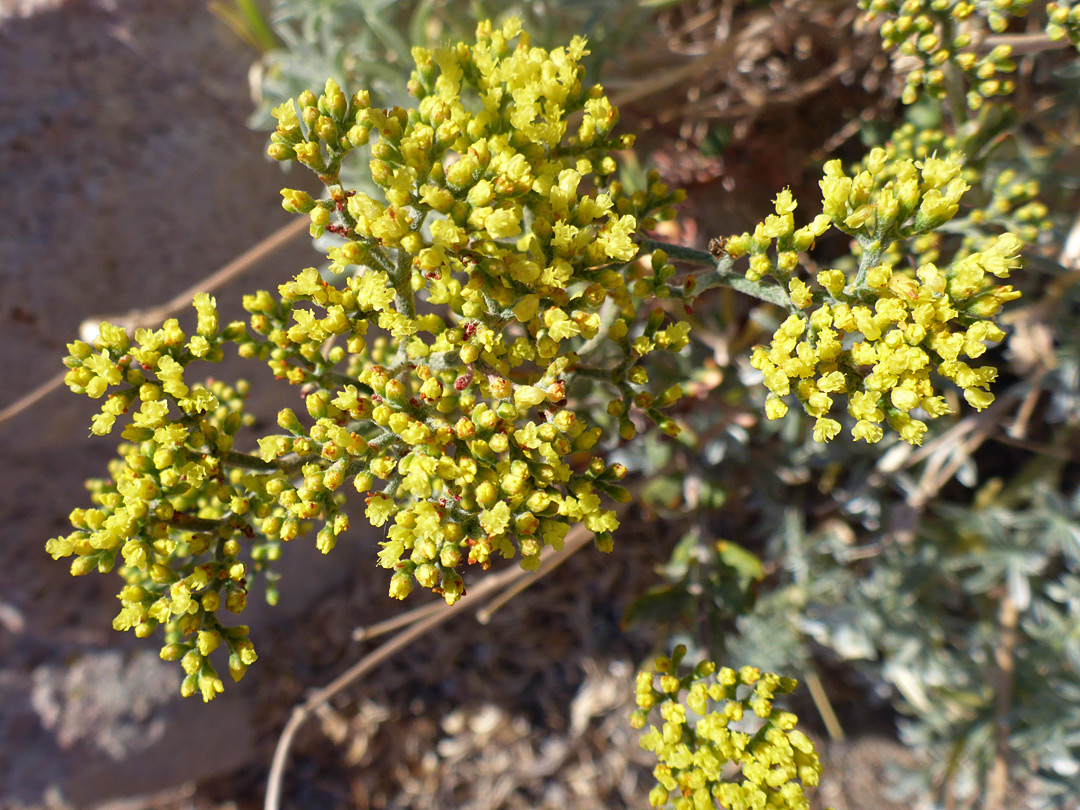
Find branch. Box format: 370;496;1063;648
86;217;310;340
221;450;316;476
390;246;416;319
986;593;1019;810
220;451;285;472
637;237;793;309
980;32;1074;55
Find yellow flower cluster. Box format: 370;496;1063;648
724;188;832;283
860;0;1021;108
49;19;690;700
61;295;236;437
727;150;1020;445
1048;1;1080;44
51;301;278;700
632;648;824;810
853;124;1050;262
253;18;687;604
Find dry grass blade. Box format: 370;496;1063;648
81;217;308;338
987;593;1019;810
804;669;845;742
981;32;1073;55
0;370;66;427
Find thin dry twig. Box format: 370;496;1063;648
803;669;846;742
352;598;446;642
992;432;1080;463
907;398;1014;512
264;517;615;810
475;523;602;625
981;32;1073;55
476;574;542;625
82;216;309;337
0;217;307;427
0;371;66;427
661;57;852;123
1008;368;1047;440
608;43;740;109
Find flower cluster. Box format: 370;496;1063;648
48;20;688;698
1048;1;1080;45
860;0;1022;108
845;123;1051;268
725;150;1021;445
632;647;824;810
50;301;278;700
258;18;688;601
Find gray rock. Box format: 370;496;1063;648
5;651;254;806
0;1;354;807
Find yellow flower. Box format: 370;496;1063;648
366;494;397;527
480;501;511;536
812;418;842;443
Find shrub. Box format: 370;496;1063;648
45;3;1080;807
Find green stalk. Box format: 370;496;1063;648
639;238;794;310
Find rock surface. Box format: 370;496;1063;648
0;2;356;807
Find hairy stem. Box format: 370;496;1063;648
638;238;793;310
391;246;416;319
221;450;318;476
221;450;282;471
939;16;970;127
169;512;230;532
851;236;885;293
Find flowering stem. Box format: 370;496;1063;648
638;239;716;267
368;431;404;452
939;16;970;127
638;238;793;310
576;296;620;359
222;450;317;476
574;365;617;381
365;247;396;276
221;450;281;471
386;247;417;369
170;512;230;531
391;247;416;319
425;351;465;372
851;236;885;293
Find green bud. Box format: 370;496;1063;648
278;408;303;434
